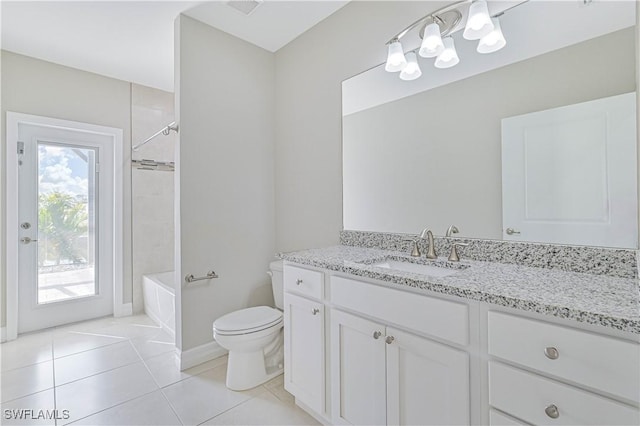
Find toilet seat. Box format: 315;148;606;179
214;306;283;336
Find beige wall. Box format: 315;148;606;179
343;28;636;239
274;1;448;252
0;51;133;328
176;15;276;352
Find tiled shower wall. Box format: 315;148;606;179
131;84;175;313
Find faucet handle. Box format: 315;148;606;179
448;242;469;262
403;239;421;257
446;225;459;237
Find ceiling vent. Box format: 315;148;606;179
226;0;263;16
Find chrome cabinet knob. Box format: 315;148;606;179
506;227;521;235
545;404;560;419
373;331;382;339
295;279;303;285
544;347;559;360
311;308;320;315
385;336;395;344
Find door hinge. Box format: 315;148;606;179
17;141;24;155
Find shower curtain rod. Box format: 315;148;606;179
132;122;178;151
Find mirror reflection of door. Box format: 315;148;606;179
15;117;116;333
501;92;637;249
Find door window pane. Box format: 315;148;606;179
37;143;97;303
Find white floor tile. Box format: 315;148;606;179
130;329;175;360
144;352;227;388
69;391;181;426
202;389;319;426
0;361;54;403
1;331;53;372
54;340;141;385
0;389;56;426
263;374;295;404
91;322;164;341
53;332;126;359
55;362;158;424
161;365;261;425
52;317;116;337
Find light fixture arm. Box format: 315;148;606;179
385;0;470;45
386;0;525;45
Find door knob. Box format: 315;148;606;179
505;228;521;235
20;237;38;244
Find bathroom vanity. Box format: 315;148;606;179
279;245;640;426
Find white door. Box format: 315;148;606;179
283;293;324;414
501;92;637;248
330;309;386;426
385;327;470;426
16;121;115;333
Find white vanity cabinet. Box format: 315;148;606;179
330;276;470;426
487;311;640;425
283;265;326;416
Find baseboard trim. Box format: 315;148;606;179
1;327;6;343
114;303;133;317
178;341;228;371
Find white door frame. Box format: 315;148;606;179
5;112;125;341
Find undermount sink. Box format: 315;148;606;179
371;259;465;278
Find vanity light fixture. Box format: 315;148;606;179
477;16;506;53
385;0;514;81
385;39;408;72
463;0;494;40
434;37;460;69
400;52;423;80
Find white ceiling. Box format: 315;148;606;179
1;1;350;92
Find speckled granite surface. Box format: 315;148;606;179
340;230;638;279
278;245;640;334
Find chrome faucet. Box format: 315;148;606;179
445;225;468;261
419;228;437;259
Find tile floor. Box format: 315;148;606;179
0;315;319;426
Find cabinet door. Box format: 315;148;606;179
386;327;470;426
284;293;324;414
331;309;387;425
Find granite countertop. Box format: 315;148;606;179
278;245;640;334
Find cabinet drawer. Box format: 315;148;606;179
489;409;528;426
284;264;323;300
488;311;640;402
331;276;469;345
489;362;639;425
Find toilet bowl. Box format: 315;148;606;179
213;260;284;391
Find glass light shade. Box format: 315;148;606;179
434;37;459;69
477;17;506;53
385;40;407;72
399;52;422;81
419;22;444;58
463;0;494;40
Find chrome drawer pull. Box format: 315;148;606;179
311;308;320;315
373;331;382;340
385;336;395;345
544;347;559;360
295;279;303;285
545;404;560;419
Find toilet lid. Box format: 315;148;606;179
214;306;283;334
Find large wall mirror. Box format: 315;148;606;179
342;0;638;249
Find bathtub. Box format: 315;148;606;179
142;271;175;337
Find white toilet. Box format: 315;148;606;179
213;260;284;391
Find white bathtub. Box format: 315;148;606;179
142;271;175;338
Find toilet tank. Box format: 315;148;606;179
269;260;284;310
